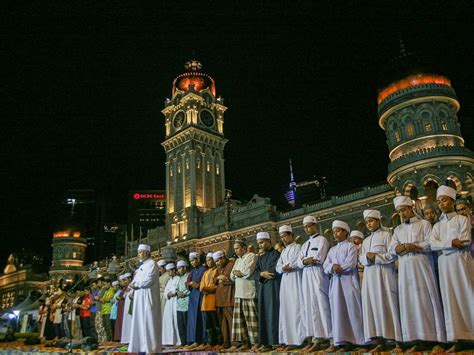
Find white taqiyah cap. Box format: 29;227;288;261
206;252;214;259
212;251;224;261
118;274;127;280
157;260;167;267
436;185;457;200
256;232;270;240
363;209;381;220
112;281;119;286
122;272;132;279
177;260;188;268
303;215;317;225
393;196;413;209
165;263;176;270
332;220;350;233
350;230;364;239
279;225;292;234
189;252;199;260
137;244;151;252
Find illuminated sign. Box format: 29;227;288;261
133;193;165;200
53;231;81;238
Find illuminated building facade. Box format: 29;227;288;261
162;60;227;242
49;227;88;281
161;55;473;254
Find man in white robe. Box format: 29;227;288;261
389;196;446;351
158;259;171;320
297;215;331;351
119;273;133;344
275;225;305;350
162;263;181;346
128;244;162;353
359;209;402;351
324;220;365;351
430;186;473;351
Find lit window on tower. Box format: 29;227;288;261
206;161;211;172
186;159;190;170
424;121;432;132
197;158;201;169
216;164;220;175
407;123;415;136
170;167;173;177
441;121;448;131
178;163;181;173
395;130;401;142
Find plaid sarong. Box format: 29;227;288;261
231;298;258;345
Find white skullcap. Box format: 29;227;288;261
303;215;317;225
122;272;131;279
157;260;167;267
165;263;176;270
332;220;350;233
212;251;224;261
363;209;381;220
137;244;151;252
350;230;364;239
256;232;270;240
393;196;413;209
437;185;457;200
279;225;292;234
112;281;119;286
177;260;188;268
189;252;199;260
206;252;214;259
118;274;127;280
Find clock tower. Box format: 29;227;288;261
162;59;228;241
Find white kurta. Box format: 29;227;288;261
359;228;402;342
162;275;181;346
297;234;332;339
389;217;446;343
323;240;365;346
128;258;162;353
430;212;474;342
276;242;306;346
120;289;132;343
159;272;171;320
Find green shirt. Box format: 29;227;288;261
101;287;115;315
176;273;190;312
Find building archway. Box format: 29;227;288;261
446;174;462;192
423;179;439;206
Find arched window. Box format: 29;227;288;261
424;120;432;132
394;130;401;142
406;123;415;136
441;121;448;131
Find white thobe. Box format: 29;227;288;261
324;240;365;346
128;258;162;353
430;212;474;342
276;242;306;346
390;217;446;342
162;275;181;346
159;272;171;320
297;234;331;339
359;228;402;342
120;289;132;343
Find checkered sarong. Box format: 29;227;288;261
231;298;258;344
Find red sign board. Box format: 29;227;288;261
133;193;165;200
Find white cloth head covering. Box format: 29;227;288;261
206;252;214;259
212;251;224;261
350;230;364;239
363;209;382;220
189;252;199;260
393;196;413;209
112;281;119;286
332;220;350;233
122;272;131;279
157;260;167;267
437;185;457;200
137;244;151;252
279;225;292;234
165;263;176;270
256;232;270;240
177;260;188;268
118;274;127;280
303;215;317;225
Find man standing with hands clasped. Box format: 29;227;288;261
128;244;162;354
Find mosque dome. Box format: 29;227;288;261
172;59;216;97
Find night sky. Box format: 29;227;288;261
2;2;474;267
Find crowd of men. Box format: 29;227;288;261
150;185;472;353
36;185;472;353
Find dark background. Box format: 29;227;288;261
2;1;474;267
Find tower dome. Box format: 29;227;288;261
172;59;216;97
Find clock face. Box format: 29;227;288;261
200;110;214;127
173;112;185;128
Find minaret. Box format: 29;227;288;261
378;45;474;205
162;59;228;241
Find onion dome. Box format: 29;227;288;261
172;59;216;97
